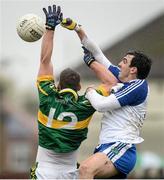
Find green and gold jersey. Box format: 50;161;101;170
36;75;96;153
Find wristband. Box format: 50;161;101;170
75;24;82;32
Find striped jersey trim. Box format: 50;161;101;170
116;80;144;99
37;82;48;96
59;88;78;101
36;75;55;96
37;75;54;82
38;110;93;129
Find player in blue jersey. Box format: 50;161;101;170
61;18;152;179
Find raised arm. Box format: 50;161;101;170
61;18;111;68
38;30;54;77
82;46;117;87
38;5;63;77
61;18;118;91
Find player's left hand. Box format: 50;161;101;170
82;46;95;67
43;5;63;30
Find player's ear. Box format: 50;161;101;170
77;83;81;91
130;67;137;75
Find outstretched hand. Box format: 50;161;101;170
43;5;63;30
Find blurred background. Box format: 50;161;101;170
0;0;164;178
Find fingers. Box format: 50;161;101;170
82;46;86;52
59;13;63;21
46;5;61;15
86;86;95;92
53;4;56;13
48;6;52;14
44;5;62;14
44;4;63;22
82;46;89;54
82;46;87;51
57;6;61;15
43;7;48;16
61;18;70;25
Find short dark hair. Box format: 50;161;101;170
127;50;152;79
59;68;80;91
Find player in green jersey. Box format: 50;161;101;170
31;5;117;179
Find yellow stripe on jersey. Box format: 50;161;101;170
38;110;92;129
97;84;110;97
74;116;92;129
37;75;54;82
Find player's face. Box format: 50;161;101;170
118;54;134;82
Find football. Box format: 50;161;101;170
16;13;45;42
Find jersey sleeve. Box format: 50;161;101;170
85;90;121;112
108;64;120;80
81;36;111;68
36;75;57;105
114;80;148;106
82;84;111;112
81;36;121;81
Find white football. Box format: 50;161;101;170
17;13;45;42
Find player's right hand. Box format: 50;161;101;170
61;18;77;30
43;5;63;30
82;46;95;67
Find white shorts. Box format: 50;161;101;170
31;146;78;179
35;164;78;179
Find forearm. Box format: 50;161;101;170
82;36;111;67
61;18;111;67
38;4;62;77
75;27;87;42
38;30;54;77
76;28;111;68
85;89;121;112
90;61;117;86
40;30;54;64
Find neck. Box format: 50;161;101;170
120;74;137;82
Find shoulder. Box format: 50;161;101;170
114;79;149;106
37;75;58;96
120;79;148;94
129;79;148;95
108;64;120;80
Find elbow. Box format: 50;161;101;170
40;58;45;64
102;78;118;91
92;103;106;112
108;81;118;88
105;75;118;85
103;79;117;86
40;56;50;64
